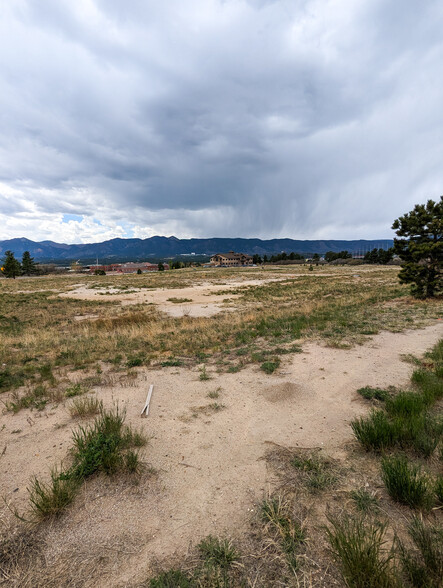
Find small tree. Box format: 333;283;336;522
21;250;38;275
158;262;165;271
1;250;21;279
392;197;443;298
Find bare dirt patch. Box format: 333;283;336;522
59;276;296;317
1;322;442;586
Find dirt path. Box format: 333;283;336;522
1;322;442;586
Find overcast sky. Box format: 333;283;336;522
1;0;442;244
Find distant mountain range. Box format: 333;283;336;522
0;236;394;263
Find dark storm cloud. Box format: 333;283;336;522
0;0;442;242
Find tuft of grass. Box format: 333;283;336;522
381;455;433;510
28;469;80;520
198;535;239;570
149;569;192;587
160;357;183;367
261;496;306;570
435;475;443;504
65;383;88;398
167;297;192;303
350;488;380;515
398;517;443;588
199;365;211;381
69;396;103;418
260;359;280;374
70;408;146;478
291;452;337;491
207;388;220;399
325;514;398;588
385;391;428;417
357;386;390;401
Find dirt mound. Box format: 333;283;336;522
261;381;299;403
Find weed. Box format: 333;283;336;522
28;469;79;520
199;365;211;381
399;517;443;588
381;455;433;510
435;475;443;503
198;535;239;570
69;396;103;418
260;359;280;374
325;514;398;588
227;365;240;373
65;383;87;398
385;391;428;417
167;297;192;303
351;410;397;451
70;408;145;478
149;569;192;587
350;488;380;515
207;388;221;399
207;402;225;412
357;386;390;401
261;496;306;570
291;452;336;491
126;355;144;367
161;358;183;367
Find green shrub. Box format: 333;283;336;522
435;475;443;504
325;514;397;588
381;455;433;510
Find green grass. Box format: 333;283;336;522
198;536;239;570
381;455;433;510
325;514;398;588
26;408;146;520
357;386;390;401
350;488;380;515
291;452;337;491
28;469;80;519
260;359;280;374
398;517;443;588
149;569;192;587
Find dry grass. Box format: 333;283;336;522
1;267;441;398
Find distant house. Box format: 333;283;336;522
210;251;253;267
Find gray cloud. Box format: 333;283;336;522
0;0;442;243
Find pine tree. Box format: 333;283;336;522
21;250;37;275
1;250;21;279
392;197;443;298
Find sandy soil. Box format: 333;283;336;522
60;276;295;317
1;322;442;586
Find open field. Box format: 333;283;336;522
1;265;442;586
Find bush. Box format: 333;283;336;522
381;455;433;510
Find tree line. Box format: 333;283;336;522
0;250;39;278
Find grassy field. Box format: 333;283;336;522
0;265;441;399
1;265;442;587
